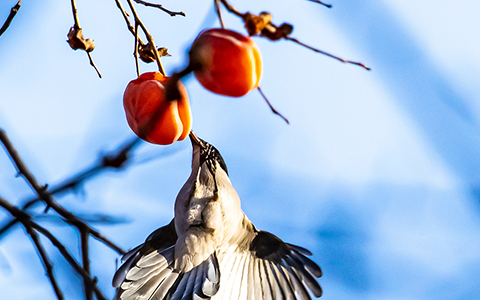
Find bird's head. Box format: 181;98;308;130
176;131;231;202
189;131;228;180
175;132;241;234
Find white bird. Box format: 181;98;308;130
112;133;322;300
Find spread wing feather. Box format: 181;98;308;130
205;229;322;300
114;223;321;300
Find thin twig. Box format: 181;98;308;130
71;0;81;28
219;0;243;17
214;0;225;29
134;22;140;77
0;197;108;300
134;0;185;17
307;0;332;8
70;0;102;77
257;87;289;124
0;0;21;37
114;0;146;46
25;225;64;300
87;52;102;78
286;36;371;70
125;0;166;75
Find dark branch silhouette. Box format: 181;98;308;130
0;196;107;300
0;1;21;37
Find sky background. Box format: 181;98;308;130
1;0;480;299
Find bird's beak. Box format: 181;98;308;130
189;131;202;147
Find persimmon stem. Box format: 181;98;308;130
286;36;371;70
134;0;185;17
214;0;226;29
257;87;289;124
134;22;140;77
307;0;332;8
0;0;21;37
164;65;193;102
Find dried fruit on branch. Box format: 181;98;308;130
138;44;171;63
67;26;95;52
189;28;262;97
123;72;192;145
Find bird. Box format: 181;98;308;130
112;132;322;300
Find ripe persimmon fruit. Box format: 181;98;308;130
123;72;192;145
189;28;262;97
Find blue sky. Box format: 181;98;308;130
1;0;480;299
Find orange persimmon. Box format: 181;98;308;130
189;28;262;97
123;72;192;145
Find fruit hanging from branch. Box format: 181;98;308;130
189;28;263;97
123;72;192;145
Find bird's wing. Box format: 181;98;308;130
212;230;322;300
113;221;322;300
113;219;179;300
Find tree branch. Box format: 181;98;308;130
0;1;21;37
125;0;166;75
25;223;64;300
218;0;370;70
69;0;102;77
0;196;107;300
257;86;289;124
114;0;146;46
81;229;93;300
307;0;332;9
286;36;371;70
133;0;185;17
0;128;131;255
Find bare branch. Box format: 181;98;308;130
25;224;64;300
114;0;146;46
0;0;21;37
69;0;102;77
71;0;81;28
0;135;140;239
286;36;371;70
0;197;108;300
125;0;166;75
87;51;102;78
134;0;185;17
218;0;370;70
81;229;93;300
257;87;289;124
218;0;242;17
307;0;332;8
0;128;129;255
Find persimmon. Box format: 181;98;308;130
123;72;192;145
189;28;262;97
